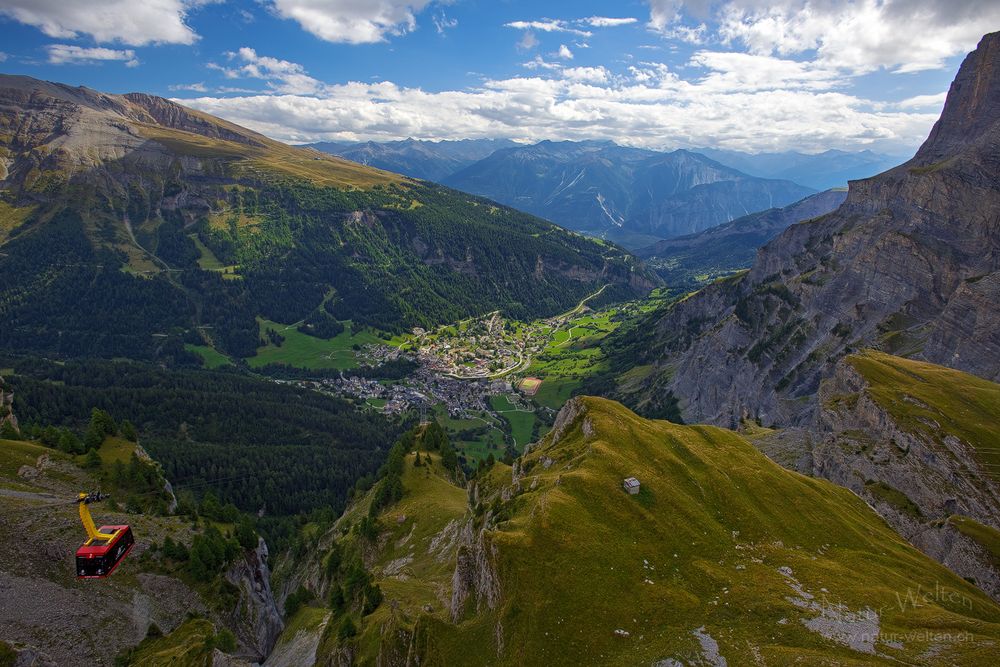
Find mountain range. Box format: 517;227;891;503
698;147;904;191
305;138;517;182
311;139;895;251
442;140;816;248
637;188;848;289
610;30;1000;429
588;31;1000;616
3;28;1000;667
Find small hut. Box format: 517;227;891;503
623;477;641;495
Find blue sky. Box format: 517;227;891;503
1;1;997;154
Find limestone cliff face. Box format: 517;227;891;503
225;538;284;661
630;31;1000;429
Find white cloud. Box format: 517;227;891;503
556;44;574;60
505;19;592;37
169;82;209;92
689;50;840;92
647;0;1000;74
581;16;639;27
47;44;139;67
522;56;561;71
432;11;457;35
0;0;201;46
896;91;948;109
209;47;323;95
561;66;609;84
176;63;938;153
269;0;433;44
0;52;7;62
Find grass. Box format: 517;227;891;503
865;480;924;519
184;343;232;369
531;376;581;410
188;235;239;278
124;617;217;667
435;405;505;462
0;200;35;244
247;317;382;370
848;350;1000;481
947;515;1000;571
0;438;63;478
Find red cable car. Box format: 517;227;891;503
75;492;135;579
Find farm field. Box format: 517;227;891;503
247;318;382;370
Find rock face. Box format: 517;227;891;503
628;31;1000;429
225;538;284;661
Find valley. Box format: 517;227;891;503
2;18;1000;667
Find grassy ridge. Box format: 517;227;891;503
848;350;1000;480
307;397;1000;665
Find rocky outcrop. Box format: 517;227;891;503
449;516;502;622
225;538;284;661
627;31;1000;429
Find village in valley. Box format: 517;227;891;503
259;286;674;462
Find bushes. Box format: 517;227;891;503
284;585;313;617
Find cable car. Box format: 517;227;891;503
75;492;134;579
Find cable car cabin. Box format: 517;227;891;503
76;525;134;578
75;492;135;579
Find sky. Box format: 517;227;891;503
0;1;997;155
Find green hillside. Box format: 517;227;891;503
278;397;1000;665
0;76;654;364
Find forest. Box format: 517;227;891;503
4;355;405;519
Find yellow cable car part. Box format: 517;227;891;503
78;492;116;542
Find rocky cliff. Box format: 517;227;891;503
226;538;284;661
626;31;1000;429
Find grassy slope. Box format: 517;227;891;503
137;124;406;190
848;350;1000;480
317;397;1000;665
184;343;232;369
248;318;381;370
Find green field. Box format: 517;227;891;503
184;343;232;369
520;306;622;410
189;233;240;279
434;405;505;462
247;317;382;370
489;394;536;449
